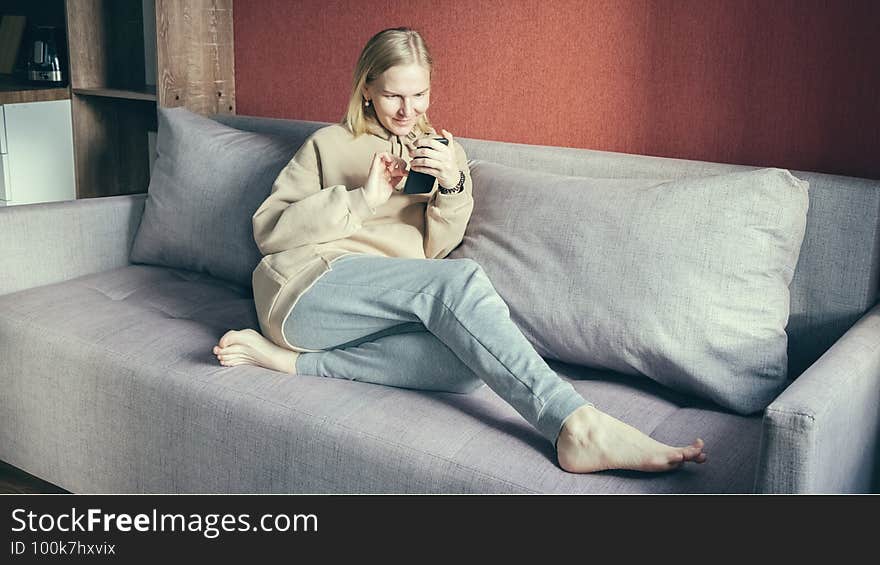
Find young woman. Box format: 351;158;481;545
213;27;706;474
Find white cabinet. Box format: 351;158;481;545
0;99;76;207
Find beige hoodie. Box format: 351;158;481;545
251;119;474;351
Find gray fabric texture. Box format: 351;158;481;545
754;302;880;493
457;138;880;378
449;161;809;414
212;114;327;142
4;114;876;493
0;194;145;296
130;107;302;288
212;115;880;378
0;265;759;493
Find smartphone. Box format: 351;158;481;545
403;137;449;194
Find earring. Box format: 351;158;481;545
364;99;371;107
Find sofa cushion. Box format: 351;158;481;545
0;265;760;493
130;107;300;288
454;137;880;379
450;161;809;414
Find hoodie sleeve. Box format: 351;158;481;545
252;137;375;256
423;140;474;259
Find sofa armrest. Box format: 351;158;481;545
0;194;147;297
755;302;880;493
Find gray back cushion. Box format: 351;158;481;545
452;161;809;413
131;108;305;288
455;139;880;377
211;115;880;377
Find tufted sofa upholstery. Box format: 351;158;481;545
1;115;878;493
1;259;766;492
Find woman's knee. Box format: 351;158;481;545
441;258;491;292
452;257;482;275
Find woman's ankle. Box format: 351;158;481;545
555;404;596;450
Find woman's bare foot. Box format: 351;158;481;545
556;404;707;473
213;329;298;374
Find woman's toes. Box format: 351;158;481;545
681;439;705;461
220;353;252;366
218;329;241;348
666;450;685;467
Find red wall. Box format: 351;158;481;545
233;0;880;179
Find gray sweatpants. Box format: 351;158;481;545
283;254;588;445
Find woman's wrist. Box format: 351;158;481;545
438;171;466;194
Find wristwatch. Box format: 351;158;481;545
438;171;466;195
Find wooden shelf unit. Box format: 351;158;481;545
64;0;235;199
0;1;70;105
72;86;157;101
0;77;69;104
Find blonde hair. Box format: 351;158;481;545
344;27;434;137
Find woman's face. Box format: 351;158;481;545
364;63;431;137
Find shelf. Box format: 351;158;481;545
62;0;234;200
0;74;70;105
72;86;157;102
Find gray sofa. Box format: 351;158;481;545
1;113;878;493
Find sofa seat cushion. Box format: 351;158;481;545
0;266;760;493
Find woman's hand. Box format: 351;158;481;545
363;152;408;209
408;129;460;189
